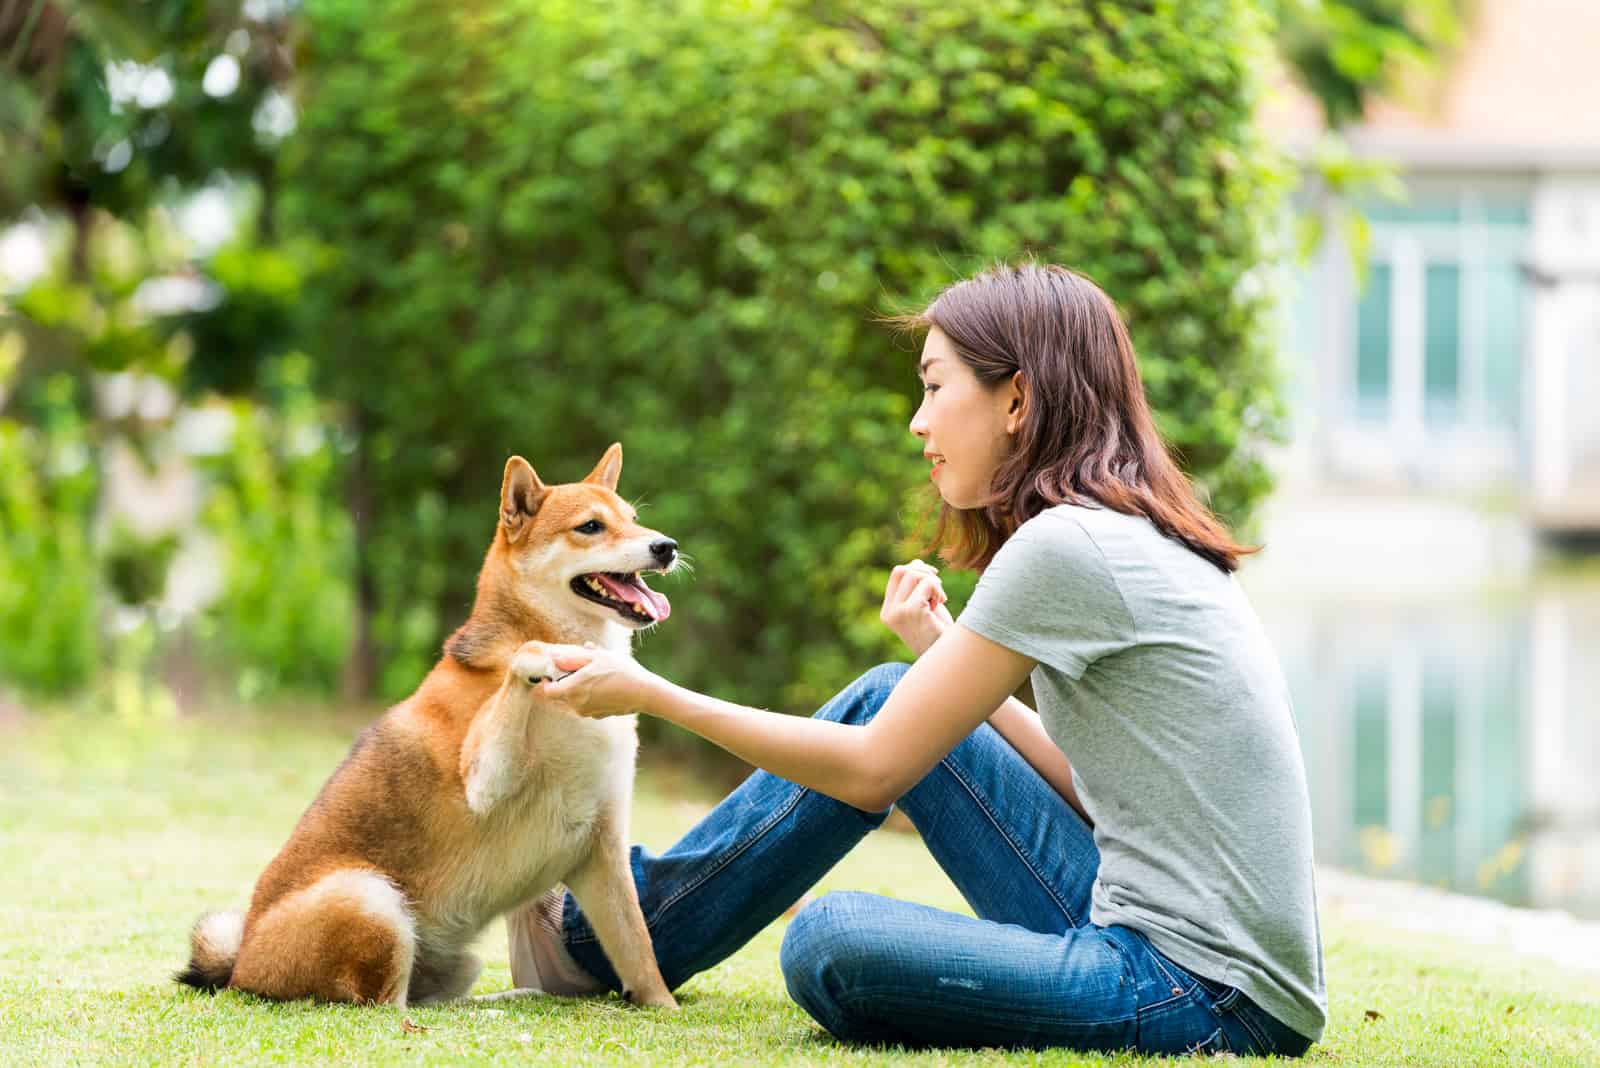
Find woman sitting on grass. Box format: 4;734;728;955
508;261;1327;1058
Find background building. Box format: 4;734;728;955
1246;0;1600;917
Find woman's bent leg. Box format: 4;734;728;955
780;892;1135;1050
896;719;1100;934
781;892;1252;1055
557;663;910;991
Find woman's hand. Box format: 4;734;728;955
523;641;666;719
880;559;955;658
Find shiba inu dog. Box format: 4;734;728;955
177;444;680;1008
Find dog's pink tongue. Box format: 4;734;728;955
595;573;672;621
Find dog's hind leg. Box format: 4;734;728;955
407;950;483;1005
459;645;552;815
229;869;416;1006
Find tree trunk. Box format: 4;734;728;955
66;193;92;281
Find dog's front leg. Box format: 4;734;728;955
459;645;553;816
565;813;678;1009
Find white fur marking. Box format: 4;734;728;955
195;910;245;959
466;747;515;815
313;870;417;961
312;869;419;1004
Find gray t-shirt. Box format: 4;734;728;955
957;503;1327;1040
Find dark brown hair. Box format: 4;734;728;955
887;260;1256;574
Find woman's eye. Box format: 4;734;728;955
924;384;940;394
576;519;605;535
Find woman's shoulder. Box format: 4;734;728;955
1035;500;1148;525
1027;501;1235;594
1033;501;1102;523
1021;501;1150;544
995;504;1118;571
1039;499;1205;542
1018;502;1206;576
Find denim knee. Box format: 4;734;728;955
817;662;909;727
780;891;880;1038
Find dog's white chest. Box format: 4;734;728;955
444;714;637;931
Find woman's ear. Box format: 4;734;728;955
1005;371;1028;434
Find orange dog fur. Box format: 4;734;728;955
177;444;680;1008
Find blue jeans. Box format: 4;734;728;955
556;662;1313;1057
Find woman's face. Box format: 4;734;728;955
908;326;1022;510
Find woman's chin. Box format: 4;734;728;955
930;470;975;508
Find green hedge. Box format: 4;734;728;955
284;0;1285;710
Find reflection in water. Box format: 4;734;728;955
1256;586;1600;919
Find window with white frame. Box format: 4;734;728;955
1350;192;1530;433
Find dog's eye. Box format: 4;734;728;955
575;519;605;535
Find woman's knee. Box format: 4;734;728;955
780;892;881;1031
815;662;910;727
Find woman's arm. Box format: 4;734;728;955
645;682;886;811
987;696;1090;826
653;669;1089;824
533;626;1035;813
882;563;1088;824
651;623;1032;810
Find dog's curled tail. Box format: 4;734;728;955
175;910;244;993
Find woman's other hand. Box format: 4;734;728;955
524;641;665;718
880;559;954;658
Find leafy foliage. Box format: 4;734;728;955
193;354;354;698
1;0;294;227
1273;0;1465;128
0;2;310;699
0;372;100;693
285;0;1287;708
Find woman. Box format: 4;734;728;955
507;262;1326;1057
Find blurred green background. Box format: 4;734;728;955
2;0;1352;714
15;0;1600;927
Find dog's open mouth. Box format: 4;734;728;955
571;571;672;623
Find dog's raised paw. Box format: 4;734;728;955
510;648;554;686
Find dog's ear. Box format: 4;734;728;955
500;456;548;542
583;442;622;492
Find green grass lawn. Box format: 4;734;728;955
2;702;1597;1066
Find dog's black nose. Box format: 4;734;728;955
650;538;678;565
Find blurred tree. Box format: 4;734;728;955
285;0;1288;710
1;0;299;395
1;0;295;274
0;368;99;693
192;353;354;697
1273;0;1467;128
1270;1;1469;277
0;0;309;696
